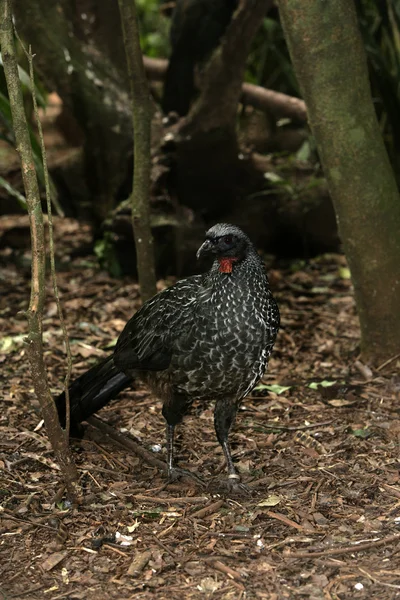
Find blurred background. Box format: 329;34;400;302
1;0;399;276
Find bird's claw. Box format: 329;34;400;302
210;476;252;498
167;466;205;487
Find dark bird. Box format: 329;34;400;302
56;224;280;493
162;0;238;116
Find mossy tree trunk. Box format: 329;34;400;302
277;0;400;363
118;0;156;301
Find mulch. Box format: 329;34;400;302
1;216;400;600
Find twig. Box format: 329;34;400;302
102;544;128;557
8;584;44;598
266;511;304;531
376;353;400;372
205;531;256;540
258;420;333;432
19;40;73;438
87;415;167;472
207;559;244;582
358;567;400;590
152;535;177;559
190;499;225;519
285;532;400;558
133;494;208;505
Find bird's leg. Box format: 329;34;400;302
162;398;204;486
166;423;176;476
221;438;240;481
214;399;251;497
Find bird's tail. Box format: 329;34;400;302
162;53;195;117
55;355;132;429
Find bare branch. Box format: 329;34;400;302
23;40;73;438
0;0;80;502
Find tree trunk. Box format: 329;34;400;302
277;0;400;363
118;0;156;301
172;0;270;219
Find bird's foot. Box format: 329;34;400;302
167;466;205;488
210;474;252;498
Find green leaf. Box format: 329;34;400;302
351;428;371;439
0;175;26;209
254;384;292;395
309;380;337;390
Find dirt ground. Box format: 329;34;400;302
1;216;400;600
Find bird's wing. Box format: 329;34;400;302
113;274;204;373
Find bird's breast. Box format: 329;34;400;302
169;283;270;400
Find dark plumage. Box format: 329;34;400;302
162;0;238;116
56;224;280;492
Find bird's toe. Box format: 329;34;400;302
167;466;205;487
209;477;252;498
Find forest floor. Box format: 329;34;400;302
1;216;400;600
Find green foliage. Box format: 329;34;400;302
0;175;26;209
350;427;371;439
308;380;337;390
136;0;170;58
0;51;62;212
356;0;400;164
246;4;400;172
246;15;298;95
94;232;123;278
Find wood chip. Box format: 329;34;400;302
127;550;152;576
41;551;68;571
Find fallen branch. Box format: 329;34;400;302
241;82;307;122
285;532;400;559
87;415;167;473
133;494;209;504
87;415;205;486
143;56;307;123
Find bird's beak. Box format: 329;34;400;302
196;239;214;260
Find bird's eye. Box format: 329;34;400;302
223;235;233;245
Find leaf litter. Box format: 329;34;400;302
1;216;400;598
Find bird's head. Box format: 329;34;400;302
196;223;251;273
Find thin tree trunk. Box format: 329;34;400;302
182;0;271;135
0;0;80;502
277;0;400;363
118;0;156;301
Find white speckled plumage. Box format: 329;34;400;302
58;224;280;491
